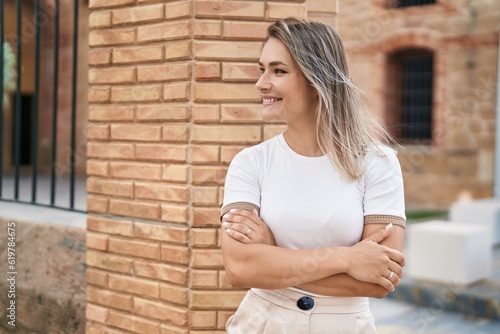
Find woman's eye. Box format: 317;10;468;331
275;69;287;74
259;67;265;73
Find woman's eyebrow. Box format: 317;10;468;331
258;61;289;67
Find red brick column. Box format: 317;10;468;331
85;1;337;333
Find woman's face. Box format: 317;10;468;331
256;37;318;125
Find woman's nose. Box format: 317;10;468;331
255;74;271;91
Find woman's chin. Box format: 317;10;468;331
261;111;284;123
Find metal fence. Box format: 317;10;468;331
0;0;84;212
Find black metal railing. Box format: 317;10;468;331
0;0;85;213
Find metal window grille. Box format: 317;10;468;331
399;53;434;141
0;0;85;212
394;0;436;8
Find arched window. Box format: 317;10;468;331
386;49;434;142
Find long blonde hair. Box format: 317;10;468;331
267;18;393;181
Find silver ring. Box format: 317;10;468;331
245;228;252;236
387;271;394;280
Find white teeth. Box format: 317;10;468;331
263;98;281;103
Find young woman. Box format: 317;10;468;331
220;18;406;333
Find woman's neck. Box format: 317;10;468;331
283;128;323;157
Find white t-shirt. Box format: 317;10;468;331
222;133;405;250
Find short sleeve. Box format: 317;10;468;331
221;149;261;219
363;146;406;227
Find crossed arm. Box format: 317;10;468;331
221;209;405;298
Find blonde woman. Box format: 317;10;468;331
221;18;406;333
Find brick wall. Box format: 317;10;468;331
338;0;500;208
85;1;337;333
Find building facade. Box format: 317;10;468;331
339;0;500;208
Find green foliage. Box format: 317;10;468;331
2;42;16;108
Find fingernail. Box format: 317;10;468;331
222;222;229;227
226;228;232;233
230;209;237;213
222;214;229;219
385;223;393;230
252;209;258;215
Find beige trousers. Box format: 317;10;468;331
226;288;377;334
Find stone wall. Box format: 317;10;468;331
338;0;500;208
85;1;337;333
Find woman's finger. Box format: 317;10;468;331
222;222;254;238
225;228;252;244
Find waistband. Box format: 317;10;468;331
251;288;370;314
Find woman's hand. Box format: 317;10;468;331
343;224;405;292
221;209;276;246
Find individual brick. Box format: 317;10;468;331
192;104;220;123
134;259;188;285
87;215;134;236
222;62;260;82
88;67;135;84
86;303;109;323
87;142;135;159
217;271;232;289
89;28;135;46
109;199;161;220
89;11;112;28
109;237;160;260
112;45;163;64
134;222;189;244
190;310;217;329
89;49;111;65
138;63;190;83
87;177;134;198
89;0;134;9
192;207;221;228
192;166;226;184
163;82;191;102
191;291;246;309
221;104;262;123
162;164;189;183
86;268;108;288
112;4;165;25
108;273;159;298
160;324;188;334
165;41;192;60
107;309;161;334
191;229;218;248
162;124;189;142
110;124;162;141
87;195;109;213
159;283;189;306
165;1;192;20
87;160;109;177
192;125;261;144
136;104;189;121
220;146;246;164
195;1;265;19
195;62;221;81
133;297;188;326
135;182;189;202
192;186;218;205
222;21;268;40
191;249;224;269
191;145;220;164
86;250;133;273
86;232;109;251
191;270;218;289
86;285;134;311
137;20;191;42
110;161;162;180
194;83;260;102
266;2;307;20
160;244;190;265
161;204;188;224
135;144;187;162
88;86;110;103
194;20;222;39
194;41;262;61
111;85;162;102
88;105;134;121
87;124;110;140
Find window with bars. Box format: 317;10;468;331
393;0;436;8
386;50;434;142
